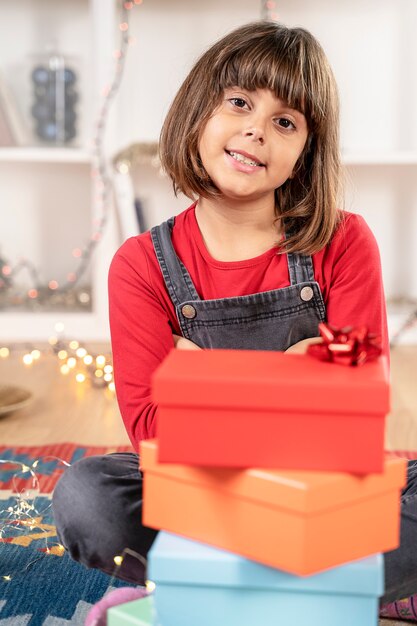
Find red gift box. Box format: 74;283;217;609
152;349;390;473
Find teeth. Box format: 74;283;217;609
229;151;261;167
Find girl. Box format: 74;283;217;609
53;21;417;619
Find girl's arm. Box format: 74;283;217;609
108;237;177;452
288;214;389;356
321;213;389;356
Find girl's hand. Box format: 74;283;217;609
173;334;202;350
172;335;319;353
285;337;321;354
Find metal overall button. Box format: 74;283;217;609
181;304;197;319
300;286;314;302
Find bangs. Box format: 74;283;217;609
214;26;330;130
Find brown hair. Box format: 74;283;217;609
160;21;343;254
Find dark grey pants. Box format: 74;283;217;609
51;453;417;603
52;452;157;585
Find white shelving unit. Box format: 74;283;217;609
0;147;92;164
342;153;417;166
0;0;119;341
0;0;416;343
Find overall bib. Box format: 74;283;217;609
150;216;326;351
52;215;417;604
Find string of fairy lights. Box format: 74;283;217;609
0;0;141;311
0;0;145;387
0;455;154;586
261;0;279;20
0;456;70;579
0;334;115;391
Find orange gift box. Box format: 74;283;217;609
152;349;390;473
141;439;406;576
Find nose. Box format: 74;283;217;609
243;126;265;145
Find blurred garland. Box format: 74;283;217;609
0;335;115;391
0;0;141;310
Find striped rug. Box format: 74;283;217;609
0;442;133;493
0;443;137;626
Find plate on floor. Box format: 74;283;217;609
0;385;33;416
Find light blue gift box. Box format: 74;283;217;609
148;531;384;626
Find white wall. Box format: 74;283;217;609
114;0;417;303
0;0;416;340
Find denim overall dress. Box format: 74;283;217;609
52;215;417;602
150;216;326;351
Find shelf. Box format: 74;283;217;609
1;148;416;167
342;152;417;165
0;147;92;165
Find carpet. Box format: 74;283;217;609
0;443;135;626
1;445;416;626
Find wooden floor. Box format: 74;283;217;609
0;343;416;626
0;343;416;451
0;343;130;447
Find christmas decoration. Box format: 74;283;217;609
307;322;382;366
0;0;140;312
261;0;279;21
0;334;115;392
30;54;78;145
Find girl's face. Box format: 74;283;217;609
198;87;308;206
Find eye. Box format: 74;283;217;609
228;97;249;109
275;117;296;130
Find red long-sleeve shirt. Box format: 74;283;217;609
108;203;389;452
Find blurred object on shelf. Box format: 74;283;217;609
112;142;160;237
113;142;160;174
0;69;29;147
29;48;79;146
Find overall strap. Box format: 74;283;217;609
286;251;315;285
150;217;200;307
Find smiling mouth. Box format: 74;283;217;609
226;150;265;167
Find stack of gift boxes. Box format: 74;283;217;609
108;341;407;626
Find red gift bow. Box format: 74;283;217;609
307;323;382;366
